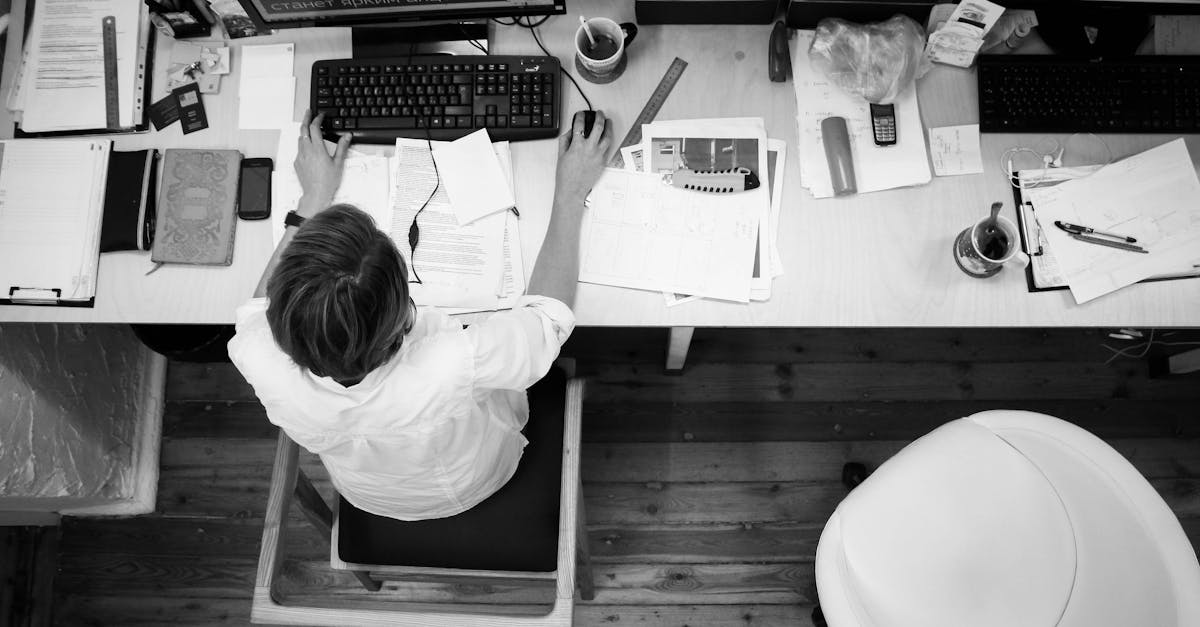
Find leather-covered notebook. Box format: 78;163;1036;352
152;149;241;266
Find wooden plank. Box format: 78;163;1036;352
589;523;823;564
576;604;814;627
279;561;812;606
0;528;21;627
58;517;328;561
590;562;814;605
167;398;1200;444
55;595;816;627
561;327;1118;364
163;401;277;440
28;525;58;627
53;594;255;626
583;479;1200;525
582;400;1200;442
582;439;1200;482
168;328;1172;402
159;438;326;471
55;553;257;599
167;362;255;402
585;362;1200;403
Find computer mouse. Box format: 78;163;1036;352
582;110;596;138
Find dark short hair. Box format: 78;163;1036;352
266;204;412;383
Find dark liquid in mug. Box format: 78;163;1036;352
584;35;620;60
979;228;1010;261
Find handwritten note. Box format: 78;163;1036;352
929;124;984;176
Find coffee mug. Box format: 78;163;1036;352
952;213;1029;278
575;18;638;81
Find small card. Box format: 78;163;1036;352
148;94;181;131
173;83;209;134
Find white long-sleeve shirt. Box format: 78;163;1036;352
227;295;575;521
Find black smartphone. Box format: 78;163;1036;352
238;157;273;220
870;103;897;146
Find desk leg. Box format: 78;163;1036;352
1161;343;1200;372
666;326;694;374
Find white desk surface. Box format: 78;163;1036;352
2;0;1198;326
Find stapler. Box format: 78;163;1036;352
768;21;792;82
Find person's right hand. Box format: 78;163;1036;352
294;109;352;218
554;110;612;203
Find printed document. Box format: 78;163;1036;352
269;132;519;310
390;139;506;308
17;0;143;132
791;30;931;198
640;117;774;298
1026;139;1200;304
579;168;760;302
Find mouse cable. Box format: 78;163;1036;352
493;15;593;112
402;41;441;285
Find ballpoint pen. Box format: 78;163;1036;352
1069;233;1149;254
1054;220;1137;243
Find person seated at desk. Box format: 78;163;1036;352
227;109;612;521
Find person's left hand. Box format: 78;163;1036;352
294;109;352;217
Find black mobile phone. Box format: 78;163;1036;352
870;103;897;146
238;157;273;220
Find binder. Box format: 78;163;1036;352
10;2;155;137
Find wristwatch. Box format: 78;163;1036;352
284;210;307;229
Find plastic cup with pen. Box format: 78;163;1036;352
953;202;1030;278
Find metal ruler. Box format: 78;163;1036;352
609;57;688;168
101;16;119;130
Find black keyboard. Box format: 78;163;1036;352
311;55;561;144
977;55;1200;133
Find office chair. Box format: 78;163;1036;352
813;410;1200;627
252;370;593;626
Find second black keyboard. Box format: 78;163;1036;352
311;55;561;143
977;55;1200;134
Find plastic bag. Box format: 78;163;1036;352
809;15;929;104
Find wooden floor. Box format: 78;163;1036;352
42;328;1200;626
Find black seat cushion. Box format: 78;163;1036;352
336;368;566;572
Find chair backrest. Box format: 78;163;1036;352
814;410;1200;627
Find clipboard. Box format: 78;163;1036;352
1012;167;1200;293
11;4;155;138
0;139;111;308
2;287;95;308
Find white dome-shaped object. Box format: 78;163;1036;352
815;410;1200;627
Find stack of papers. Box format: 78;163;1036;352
239;44;296;130
1026;139;1200;304
9;1;151;133
579;118;781;303
791;30;931;198
0;139;112;305
271;129;523;313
